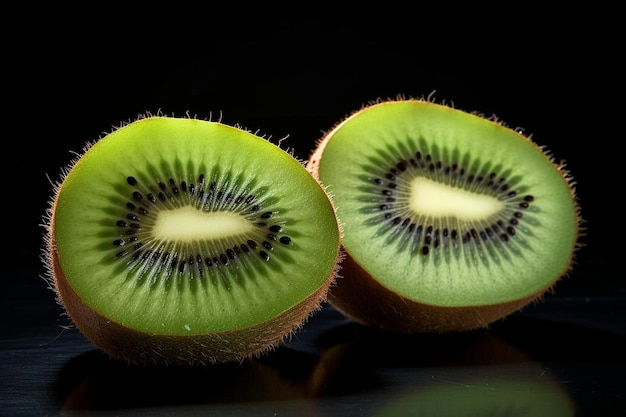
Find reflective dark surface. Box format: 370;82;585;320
2;267;625;416
5;3;623;416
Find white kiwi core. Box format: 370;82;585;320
153;206;252;240
409;177;503;219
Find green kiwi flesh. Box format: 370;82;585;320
308;98;581;332
45;115;341;365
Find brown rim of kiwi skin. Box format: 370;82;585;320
307;95;584;333
47;230;339;366
327;254;541;333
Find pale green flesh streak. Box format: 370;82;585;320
153;207;252;240
410;177;503;218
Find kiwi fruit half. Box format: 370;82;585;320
43;115;341;365
308;98;582;333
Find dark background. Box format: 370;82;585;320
3;3;623;416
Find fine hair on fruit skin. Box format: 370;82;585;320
308;96;583;333
43;113;342;366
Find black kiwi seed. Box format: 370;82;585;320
113;175;294;279
364;149;534;257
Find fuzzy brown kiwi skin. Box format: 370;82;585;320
307;98;583;334
327;253;547;333
48;232;338;366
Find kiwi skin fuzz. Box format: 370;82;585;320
43;114;342;366
308;97;583;333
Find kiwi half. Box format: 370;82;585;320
308;98;582;333
43;115;341;365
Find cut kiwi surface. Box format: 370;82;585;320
44;115;341;365
308;98;582;333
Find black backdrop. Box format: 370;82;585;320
7;4;620;307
